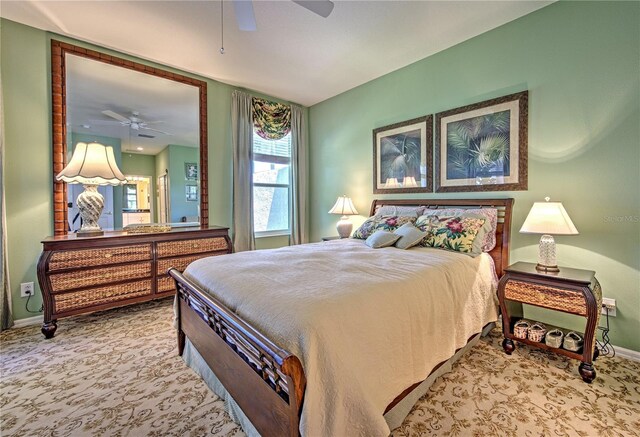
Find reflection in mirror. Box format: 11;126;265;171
65;53;201;232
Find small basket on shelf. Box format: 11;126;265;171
563;332;584;352
513;320;531;339
528;322;547;342
545;329;564;348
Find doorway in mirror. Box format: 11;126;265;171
122;175;153;226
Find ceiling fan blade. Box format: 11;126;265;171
141;126;173;136
101;110;131;123
292;0;334;18
233;0;257;31
88;120;122;125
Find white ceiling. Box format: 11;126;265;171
66;55;199;156
1;0;552;107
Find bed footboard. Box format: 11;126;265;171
170;268;306;437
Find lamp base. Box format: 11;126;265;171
76;184;105;237
536;234;559;273
77;229;104;237
336;216;353;239
535;263;560;273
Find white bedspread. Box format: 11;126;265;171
184;239;498;437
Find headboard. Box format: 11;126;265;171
369;198;514;278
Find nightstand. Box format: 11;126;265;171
497;262;602;383
321;236;342;241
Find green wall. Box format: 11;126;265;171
121;152;157;222
308;2;640;351
167;144;199;222
1;18;305;321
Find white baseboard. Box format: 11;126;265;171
613;345;640;362
12;315;43;328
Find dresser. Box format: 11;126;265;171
37;226;232;338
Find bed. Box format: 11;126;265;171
170;198;514;437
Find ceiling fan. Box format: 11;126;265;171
232;0;334;32
93;110;173;136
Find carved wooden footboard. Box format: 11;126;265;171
170;269;306;437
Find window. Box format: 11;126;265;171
253;132;291;235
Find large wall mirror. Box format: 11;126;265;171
51;41;208;236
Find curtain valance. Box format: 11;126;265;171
252;98;291;140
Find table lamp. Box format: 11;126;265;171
520;197;579;273
328;195;358;238
57;142;127;236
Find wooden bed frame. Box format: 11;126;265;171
170;198;514;437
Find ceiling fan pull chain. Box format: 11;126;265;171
220;0;225;54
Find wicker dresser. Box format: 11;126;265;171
37;226;232;338
497;262;602;383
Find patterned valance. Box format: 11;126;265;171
252;98;291;140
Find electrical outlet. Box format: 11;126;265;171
602;297;616;317
20;282;35;297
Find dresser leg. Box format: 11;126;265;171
502;338;515;355
42;321;57;339
579;362;596;383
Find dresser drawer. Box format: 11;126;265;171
157;276;175;293
504;280;587;316
53;279;152;313
156;237;229;258
49;261;152;292
157;252;226;275
48;244;152;271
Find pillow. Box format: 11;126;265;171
415;214;488;255
420;208;498;251
374;205;425;218
352;215;416;239
393;222;428;250
365;230;401;248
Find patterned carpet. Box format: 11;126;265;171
1;299;639;437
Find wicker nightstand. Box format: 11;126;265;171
497;262;602;383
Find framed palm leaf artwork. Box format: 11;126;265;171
435;91;528;192
373;115;433;194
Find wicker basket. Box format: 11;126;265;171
545;329;564;348
513;320;530;339
563;332;584;352
528;322;547;342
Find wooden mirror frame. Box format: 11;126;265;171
51;40;208;236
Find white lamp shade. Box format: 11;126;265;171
57;142;127;186
328;195;358;215
520;200;579;235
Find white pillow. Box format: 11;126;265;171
365;230;401;248
393;223;428;250
375;205;425;218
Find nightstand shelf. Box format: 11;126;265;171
507;317;594;362
497;262;602;383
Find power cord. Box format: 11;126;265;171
25;293;43;314
596;306;615;357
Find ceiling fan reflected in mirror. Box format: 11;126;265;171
94;110;174;136
232;0;335;32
